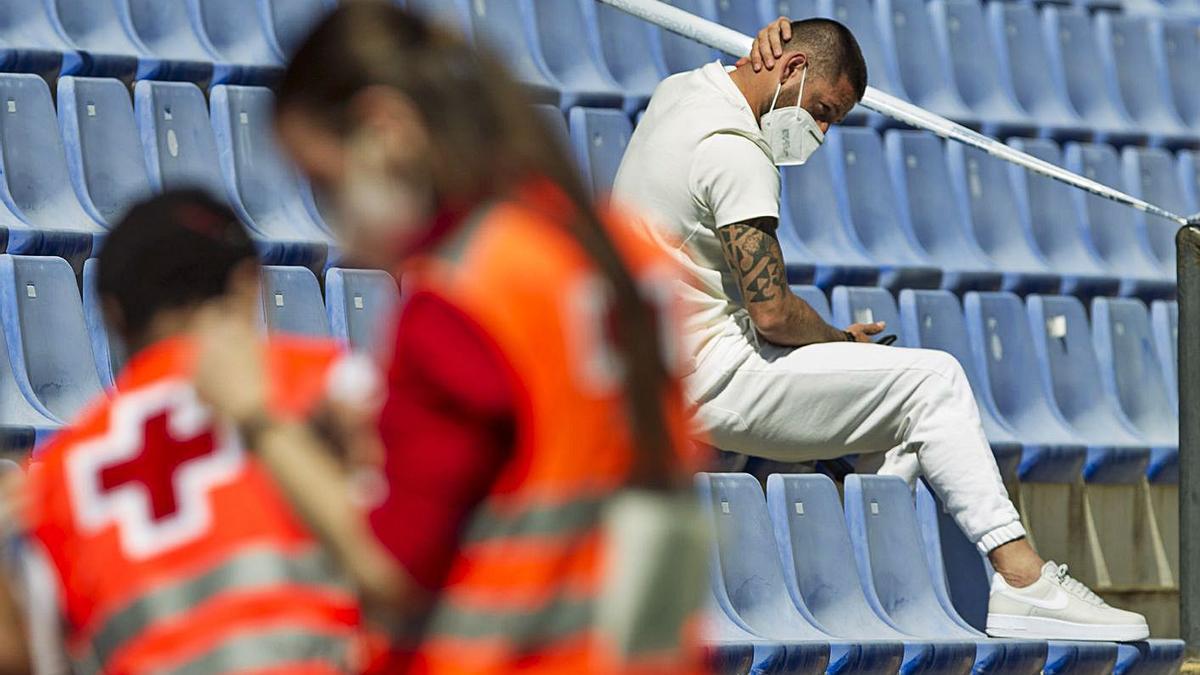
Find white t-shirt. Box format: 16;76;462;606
612;61;780;399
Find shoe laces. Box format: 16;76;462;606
1052;564;1107;607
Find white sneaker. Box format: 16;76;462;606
986;561;1149;641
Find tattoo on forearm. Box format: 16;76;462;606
718;218;787;304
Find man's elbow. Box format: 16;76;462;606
747;305;790;343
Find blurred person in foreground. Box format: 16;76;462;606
3;191;373;674
190;1;707;673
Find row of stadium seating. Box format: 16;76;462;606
409;0;1200;147
551;105;1192;300
700;470;1185;674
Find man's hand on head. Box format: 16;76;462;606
844;322;886;343
734;17;793;72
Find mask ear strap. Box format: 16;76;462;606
768;82;783;114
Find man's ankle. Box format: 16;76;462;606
988;538;1045;589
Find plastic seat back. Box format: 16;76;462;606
326;268;399;354
0;255;103;423
262;0;335;59
261;266;330;338
819;0;904;99
525;0;622;107
1151;300;1178;409
48;0;142;78
467;0;560;101
714;0;766;36
81;258;125;391
588;0;664;111
0;260;59;438
1091;297;1176;448
1182;150;1200;216
830;287;900;342
876;0;973;122
187;0;282;68
117;0;215;83
1042;7;1140;140
134;80;227;199
987;3;1084;137
780;156;873;268
58;77;154;228
791;285;832;324
1159;19;1200;130
653;0;721;74
0;0;72;80
1096;13;1194;144
568;107;632;198
1122;146;1194;272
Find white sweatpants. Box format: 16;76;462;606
691;335;1026;554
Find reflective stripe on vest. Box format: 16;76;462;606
424;591;594;645
459;495;606;544
72;545;349;671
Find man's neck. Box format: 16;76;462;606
728;65;767;123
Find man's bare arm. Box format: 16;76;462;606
717;217;848;346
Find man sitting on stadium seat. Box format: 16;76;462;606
613;16;1149;641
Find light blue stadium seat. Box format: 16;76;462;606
986;3;1089;142
0;73;104;267
261;0;335;60
828;128;940;290
210;84;333;270
1121;146;1194;281
187;0;283;85
261;266;330;338
585;0;665;115
876;0;980;129
0;0;71;82
791;285;833;324
885;131;1002;293
651;0;722;74
325;268;399;354
525;0;623;110
696;471;902;674
1025;295;1151;483
81;259;125;391
842;475;1049;674
945;143;1059;295
766;474;981;675
0;255;103;424
1063;142;1175;299
58;77;154;230
781;157;879;289
714;0;767;36
115;0;216;84
466;0;560;106
830;286;899;340
701;599;761;675
46;0;141;81
817;0;900;128
1096;13;1200;149
772;0;819;19
567;107;632;198
928;0;1035;139
0;259;59;450
1006;138;1120;298
1092;297;1178;482
898;289;1025;482
913;482;1125;675
1180;149;1200;220
1042;7;1146;146
963;292;1088;483
1151;300;1178;411
134;80;228;200
1157;19;1200;136
404;0;472;37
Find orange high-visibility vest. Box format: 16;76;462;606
401;183;703;675
25;336;367;675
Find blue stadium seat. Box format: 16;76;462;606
81;259;124;391
325;268;399;354
1025;295;1151;483
875;0;980;129
46;0;141;80
701;600;763;675
842;475;1048;674
261;266;330;338
696;472;901;674
1092;297;1178;482
58;77;153;230
466;0;560;106
986;3;1089;142
928;0;1036;138
115;0;216;84
0;0;71;82
403;0;472;37
0;73;104;267
651;0;722;74
913;482;1123;675
524;0;624;110
1121;146;1194;280
1156;19;1200;136
945;143;1060;295
186;0;284;84
567;107;632;198
963;292;1088;483
885;131;1002;293
261;0;336;60
1063;142;1174;299
791;285;833;324
1179;149;1200;220
1005;138;1120;298
0;255;103;424
1041;7;1146;146
1151;300;1178;411
830;286;899;339
714;0;767;37
585;0;665;115
780;157;879;289
817;0;900;128
771;0;819;19
828;128;940;290
210;84;333;270
0;260;59;450
1095;13;1200;148
898;289;1025;481
134;80;229;200
766;474;980;675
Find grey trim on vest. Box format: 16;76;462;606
144;627;349;675
425;592;595;646
459;495;606;544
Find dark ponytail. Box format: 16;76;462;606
277;1;676;489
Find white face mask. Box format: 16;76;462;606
759;66;826;166
331;131;433;255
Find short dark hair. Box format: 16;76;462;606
784;18;868;100
97;190;258;342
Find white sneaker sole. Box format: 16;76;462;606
987;614;1150;642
